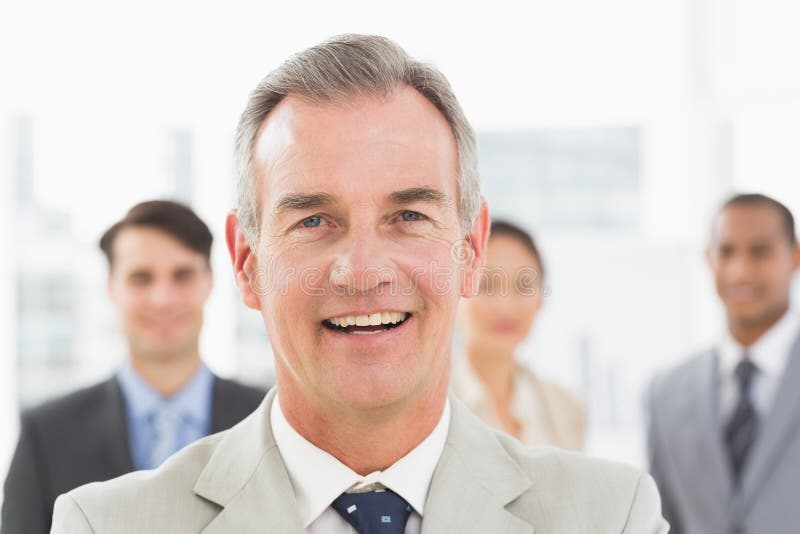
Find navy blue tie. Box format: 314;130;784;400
331;488;412;534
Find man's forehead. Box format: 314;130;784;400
714;205;787;243
112;228;206;267
253;89;456;166
253;89;460;216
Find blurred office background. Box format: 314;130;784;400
2;0;800;487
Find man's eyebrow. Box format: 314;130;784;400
388;187;452;207
273;192;336;215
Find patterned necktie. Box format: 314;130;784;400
146;404;184;469
724;358;759;484
332;488;412;534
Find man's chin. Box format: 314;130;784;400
727;305;784;330
326;379;420;412
135;339;196;361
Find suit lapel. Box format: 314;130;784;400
209;376;233;433
196;388;304;534
679;352;733;507
101;378;135;475
737;332;800;507
421;398;534;534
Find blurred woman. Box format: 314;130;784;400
451;220;585;450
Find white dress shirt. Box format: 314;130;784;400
271;394;450;534
718;309;800;420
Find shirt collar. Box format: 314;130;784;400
116;360;213;426
719;309;800;380
271;392;450;528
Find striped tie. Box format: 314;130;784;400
332;488;412;534
724;358;759;484
146;404;184;470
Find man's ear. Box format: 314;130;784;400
225;210;261;310
460;198;490;298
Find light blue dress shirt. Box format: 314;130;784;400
116;360;213;470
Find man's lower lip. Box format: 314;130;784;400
323;315;412;336
725;293;760;301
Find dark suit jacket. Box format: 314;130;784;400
1;374;266;534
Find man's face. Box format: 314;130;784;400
230;87;488;412
108;227;212;360
707;204;800;328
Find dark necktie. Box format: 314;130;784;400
331;488;412;534
724;358;759;484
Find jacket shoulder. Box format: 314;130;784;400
59;432;225;531
648;349;714;401
213;376;267;405
498;438;666;532
22;379;115;428
210;376;267;431
501;436;642;490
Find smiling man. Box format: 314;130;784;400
2;201;265;534
51;34;668;533
648;193;800;534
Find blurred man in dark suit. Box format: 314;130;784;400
2;200;266;534
648;193;800;534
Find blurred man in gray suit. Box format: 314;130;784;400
52;34;668;533
648;193;800;534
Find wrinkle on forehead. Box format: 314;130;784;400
252;89;459;222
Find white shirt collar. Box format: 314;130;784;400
271;392;450;528
719;309;800;381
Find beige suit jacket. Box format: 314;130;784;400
450;357;586;450
52;388;667;533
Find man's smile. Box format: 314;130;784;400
323;311;411;334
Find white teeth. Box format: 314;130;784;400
327;312;408;328
351;329;387;335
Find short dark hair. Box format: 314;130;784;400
489;219;546;280
99;200;213;267
718;193;797;245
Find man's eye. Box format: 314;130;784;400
300;215;322;228
130;273;150;285
400;211;424;222
752;246;771;259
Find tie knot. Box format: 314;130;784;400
150;404;184;428
734;358;758;390
332;488;412;534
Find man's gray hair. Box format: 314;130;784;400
234;33;480;247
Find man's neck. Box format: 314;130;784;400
728;306;789;348
129;346;202;397
278;375;449;476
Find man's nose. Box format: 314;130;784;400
147;280;180;307
329;230;396;295
725;253;754;282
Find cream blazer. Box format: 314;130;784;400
450;354;586;450
52;388;667;533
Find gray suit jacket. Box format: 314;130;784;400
51;388;668;533
647;332;800;534
2;375;265;534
